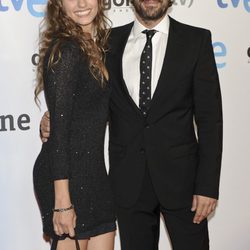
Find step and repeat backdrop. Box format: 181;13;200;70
0;1;250;249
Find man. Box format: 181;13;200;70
41;0;223;249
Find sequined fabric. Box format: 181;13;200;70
33;39;116;238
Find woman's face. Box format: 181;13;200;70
62;0;98;33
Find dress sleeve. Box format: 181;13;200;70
45;41;80;180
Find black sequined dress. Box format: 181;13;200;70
33;39;116;239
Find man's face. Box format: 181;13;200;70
131;0;170;21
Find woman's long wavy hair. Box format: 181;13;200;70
35;0;111;105
169;0;174;7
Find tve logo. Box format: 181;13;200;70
213;42;227;69
0;0;47;17
217;0;250;12
172;0;194;8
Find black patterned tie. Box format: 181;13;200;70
139;29;157;116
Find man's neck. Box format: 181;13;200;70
135;13;167;29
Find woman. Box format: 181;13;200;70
33;0;116;249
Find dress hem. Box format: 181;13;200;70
45;221;116;240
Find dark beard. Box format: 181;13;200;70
131;0;169;21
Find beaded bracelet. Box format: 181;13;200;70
52;204;74;212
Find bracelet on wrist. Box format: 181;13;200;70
52;204;74;212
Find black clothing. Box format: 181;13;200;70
116;167;209;250
33;40;116;239
107;17;223;209
139;29;157;115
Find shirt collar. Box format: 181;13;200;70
132;14;170;38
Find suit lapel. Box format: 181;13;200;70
147;17;186;122
111;22;144;117
120;27;144;117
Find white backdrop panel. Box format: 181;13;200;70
0;1;250;249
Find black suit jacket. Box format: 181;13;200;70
107;17;223;209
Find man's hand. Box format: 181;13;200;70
191;195;217;224
40;111;50;143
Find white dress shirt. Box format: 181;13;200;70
122;15;170;107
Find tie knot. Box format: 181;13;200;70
142;29;157;41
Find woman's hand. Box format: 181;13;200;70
53;204;77;237
53;180;76;237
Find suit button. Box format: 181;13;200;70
145;125;150;129
140;148;145;154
